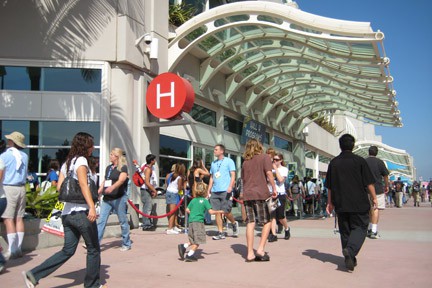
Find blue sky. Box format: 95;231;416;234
296;0;432;180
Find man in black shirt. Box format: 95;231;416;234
325;134;377;271
365;146;389;239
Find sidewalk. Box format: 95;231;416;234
2;201;431;288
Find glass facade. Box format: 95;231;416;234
0;66;101;92
274;135;293;152
224;116;243;135
159;135;191;186
0;120;100;179
190;104;216;127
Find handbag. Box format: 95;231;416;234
58;159;98;204
266;196;280;212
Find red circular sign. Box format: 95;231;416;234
146;72;195;119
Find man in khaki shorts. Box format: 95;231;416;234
0;132;29;258
365;146;389;239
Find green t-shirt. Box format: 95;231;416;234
188;197;212;223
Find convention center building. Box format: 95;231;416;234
0;0;414;197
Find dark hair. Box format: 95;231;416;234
215;144;225;153
368;146;378;156
0;140;6;154
66;132;94;170
88;156;98;174
339;134;355;151
146;154;156;164
48;159;60;171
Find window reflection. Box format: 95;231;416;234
0;66;101;92
274;135;293;152
0;120;100;176
190;104;216;127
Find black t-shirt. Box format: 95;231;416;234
103;164;128;200
325;151;375;213
394;180;404;192
365;156;389;195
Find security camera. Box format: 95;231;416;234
144;34;152;45
135;33;152;47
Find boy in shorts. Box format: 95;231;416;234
177;189;224;262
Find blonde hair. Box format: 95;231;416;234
112;147;127;172
266;147;276;158
243;139;263;160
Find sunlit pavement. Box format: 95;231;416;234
2;200;431;288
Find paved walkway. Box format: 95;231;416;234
2;200;431;288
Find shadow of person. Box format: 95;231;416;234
230;243;248;260
2;252;38;269
100;240;123;252
53;264;110;288
302;249;346;271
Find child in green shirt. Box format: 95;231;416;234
178;189;224;262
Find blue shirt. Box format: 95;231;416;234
0;148;29;185
210;157;235;192
47;169;59;182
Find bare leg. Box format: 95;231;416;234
270;218;277;235
215;214;223;233
225;212;236;224
246;222;255;260
257;221;271;256
168;204;176;229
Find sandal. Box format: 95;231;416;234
254;253;270;261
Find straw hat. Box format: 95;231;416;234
5;131;26;148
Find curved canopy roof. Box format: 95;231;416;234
168;1;401;133
354;140;413;180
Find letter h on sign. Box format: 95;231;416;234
156;82;175;109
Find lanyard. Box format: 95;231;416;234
106;165;116;179
215;158;225;173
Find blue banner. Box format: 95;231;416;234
240;117;266;145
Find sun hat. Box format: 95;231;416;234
5;131;26;148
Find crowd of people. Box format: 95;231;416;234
1;131;431;286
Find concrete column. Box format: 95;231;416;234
292;140;306;179
314;153;319;178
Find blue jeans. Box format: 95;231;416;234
29;211;101;287
97;195;131;248
140;189;153;228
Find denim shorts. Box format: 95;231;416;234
166;192;179;205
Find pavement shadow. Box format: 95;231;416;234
230;243;248;260
2;252;37;269
100;240;123;252
52;264;110;288
302;249;345;271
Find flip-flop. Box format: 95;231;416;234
254;253;270;261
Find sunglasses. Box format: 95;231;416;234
273;158;281;161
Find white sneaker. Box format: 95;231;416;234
173;226;182;233
22;271;35;288
120;246;131;252
166;229;179;235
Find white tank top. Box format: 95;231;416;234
166;176;181;194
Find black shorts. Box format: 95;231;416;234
272;194;287;220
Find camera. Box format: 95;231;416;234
144;34;152;45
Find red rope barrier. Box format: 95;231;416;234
127;197;184;219
232;197;243;204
